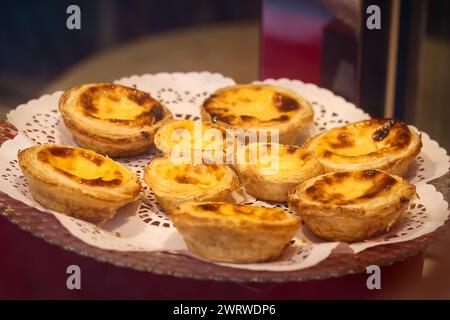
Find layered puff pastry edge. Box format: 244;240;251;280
18;145;142;223
144;157;239;212
171;202;301;263
233;143;322;201
288;169;417;242
59;83;173;157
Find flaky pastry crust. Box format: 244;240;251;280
171;202;301;263
144;157;239;212
59;83;173;157
288;170;417;242
233;143;322;201
18;145;141;223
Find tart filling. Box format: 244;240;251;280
18;145;141;223
233;143;322;201
37;146;127;186
154;119;227;157
203;85;302;126
303;119;422;175
201;84;314;144
288;170;417;242
171;202;301;263
75;83;165;126
144;157;239;211
59;83;173;157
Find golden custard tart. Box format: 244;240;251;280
303;119;422;176
59;83;173;157
233;143;322;202
171;202;301;263
201;84;314;144
288;170;417;242
18;145;141;223
154;119;229;162
143;157;239;212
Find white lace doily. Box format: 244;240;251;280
2;72;449;272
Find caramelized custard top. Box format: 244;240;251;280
37;146;126;187
308;119;412;163
243;143;314;174
203;85;301;126
152;159;227;190
191;202;293;222
159;120;226;151
303;170;407;205
77;84;165;126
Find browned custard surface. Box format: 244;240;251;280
74;84;166;126
37;146;128;187
190;202;292;222
307;119;412;163
203;85;302;126
304;170;408;206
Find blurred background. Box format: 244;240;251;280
0;0;261;117
0;0;449;299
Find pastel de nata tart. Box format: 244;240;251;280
18;145;141;223
201;84;314;144
288;170;417;242
171;202;301;263
143;157;239;212
154;119;229;162
233;143;322;202
59;83;173;157
303;119;422;176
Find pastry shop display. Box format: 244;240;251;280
2;72;447;275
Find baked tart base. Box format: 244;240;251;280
288;170;417;242
59;83;173;157
18;145;141;223
171;202;301;263
233;143;322;201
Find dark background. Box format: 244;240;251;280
0;0;260;111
